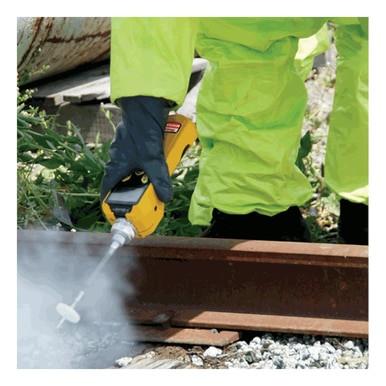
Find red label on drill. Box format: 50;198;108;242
165;122;181;133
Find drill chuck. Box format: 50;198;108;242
110;218;136;250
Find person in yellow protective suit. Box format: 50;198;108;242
102;17;368;244
325;19;368;244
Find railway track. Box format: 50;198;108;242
18;230;368;348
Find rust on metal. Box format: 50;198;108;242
128;326;240;346
125;308;367;338
18;230;367;268
45;30;110;44
17;17;111;84
18;230;368;340
18;17;44;69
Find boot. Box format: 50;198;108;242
202;206;311;242
338;199;368;245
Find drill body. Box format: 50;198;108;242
101;114;197;243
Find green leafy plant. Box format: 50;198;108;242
297;128;339;243
17;90;111;231
296;131;313;175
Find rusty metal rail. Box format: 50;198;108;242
18;230;368;345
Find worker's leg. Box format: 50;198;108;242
325;20;368;204
110;17;197;106
189;18;326;228
325;19;368;244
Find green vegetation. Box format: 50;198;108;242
298;128;340;243
18;89;111;231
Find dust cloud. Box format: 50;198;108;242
18;230;141;368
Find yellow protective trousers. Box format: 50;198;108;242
325;20;368;204
110;17;368;226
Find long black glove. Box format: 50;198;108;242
100;96;173;203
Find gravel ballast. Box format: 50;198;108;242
115;333;368;369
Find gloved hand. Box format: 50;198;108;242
100;96;173;203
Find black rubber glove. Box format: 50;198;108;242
100;96;173;203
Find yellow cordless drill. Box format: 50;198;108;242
101;114;197;249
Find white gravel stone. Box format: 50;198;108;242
244;350;260;364
262;351;271;359
203;346;223;358
237;359;251;368
145;351;156;359
285;357;298;369
308;347;320;361
353;349;363;358
272;348;283;356
343;340;355;350
251;337;261;345
323;342;336;353
191;355;204;367
300;350;310;360
273;357;285;368
235;341;249;351
319;352;329;362
115;356;133;367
